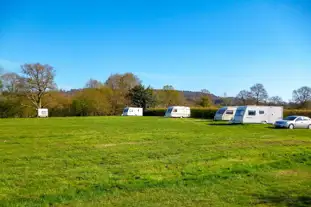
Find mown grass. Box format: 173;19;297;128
1;117;311;207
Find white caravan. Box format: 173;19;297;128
231;106;283;124
214;106;238;121
122;107;143;116
38;108;48;118
165;106;191;118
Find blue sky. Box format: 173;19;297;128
1;0;311;100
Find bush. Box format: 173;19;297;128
144;108;166;116
190;108;218;119
284;110;311;118
144;108;218;119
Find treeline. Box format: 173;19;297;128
0;63;311;118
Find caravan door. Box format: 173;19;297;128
232;106;246;123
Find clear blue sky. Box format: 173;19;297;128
1;0;311;100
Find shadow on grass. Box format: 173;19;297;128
256;194;311;207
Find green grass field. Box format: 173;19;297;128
1;117;311;207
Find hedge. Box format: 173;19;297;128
284;110;311;118
145;108;311;119
144;108;218;119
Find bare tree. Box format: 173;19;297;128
85;79;103;89
250;83;268;105
236;90;252;105
268;96;283;106
292;86;311;108
201;89;210;94
0;72;23;93
105;73;141;91
21;63;56;110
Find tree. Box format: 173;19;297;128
236;90;252;105
0;79;2;94
85;79;103;89
268;96;283;106
292;86;311;108
72;87;113;116
105;73;141;114
163;85;175;90
198;96;212;107
201;89;210;94
157;85;185;107
128;85;156;110
20;63;56;110
250;83;268;105
105;73;141;91
0;72;23;93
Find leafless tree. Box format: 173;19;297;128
236;90;252;105
250;83;268;105
21;63;56;110
293;86;311;108
85;79;103;88
268;96;284;106
0;72;23;93
105;73;141;91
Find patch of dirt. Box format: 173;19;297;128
96;141;154;148
262;140;311;146
276;170;311;178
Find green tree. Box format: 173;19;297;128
158;85;185;107
198;95;212;107
128;85;156;110
105;73;141;114
72;87;113;116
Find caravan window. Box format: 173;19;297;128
167;108;173;113
217;108;226;114
259;110;265;115
248;110;256;116
123;108;129;113
173;109;178;112
226;110;234;115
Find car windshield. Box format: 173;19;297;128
217;108;226;114
284;116;297;121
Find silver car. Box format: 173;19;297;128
274;116;311;129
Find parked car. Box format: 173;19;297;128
274;116;311;129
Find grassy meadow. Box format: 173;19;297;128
1;117;311;206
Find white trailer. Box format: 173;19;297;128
231;105;283;124
214;106;238;121
164;106;191;118
122;107;143;116
38;108;48;118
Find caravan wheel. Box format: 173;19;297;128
308;125;311;129
261;121;267;124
